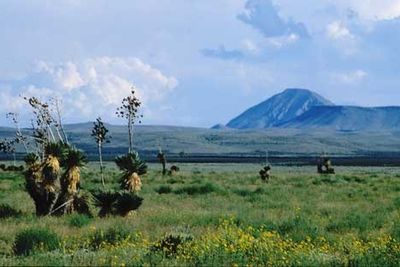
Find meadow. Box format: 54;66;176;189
0;163;399;266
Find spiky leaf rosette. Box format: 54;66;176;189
24;153;39;167
115;152;147;175
44;142;67;159
92;191;120;217
61;148;88;169
114;192;143;217
61;148;87;193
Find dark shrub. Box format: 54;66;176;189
73;194;92;216
114;193;143;216
92;190;119;217
156;185;173;194
174;182;223;195
0;204;21;219
13;228;60;256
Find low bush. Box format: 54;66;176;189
90;226;132;249
0;204;21;219
174;182;224;195
153;231;193;257
156;185;173;194
13;228;60;256
114;193;143;216
69;214;92;228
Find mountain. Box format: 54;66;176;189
226;88;333;129
278;106;400;131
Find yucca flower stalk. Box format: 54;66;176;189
91;117;111;187
116;88;142;154
115;152;147;193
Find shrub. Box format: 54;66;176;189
69;214;92;228
153;232;193;257
174;182;223;195
90;226;132;249
114;193;143;217
13;228;60;256
156;185;173;194
0;204;21;219
92;191;119;217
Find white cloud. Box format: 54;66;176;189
342;0;400;20
332;69;367;84
0;57;178;123
326;21;353;40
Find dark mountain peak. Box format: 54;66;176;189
226;88;333;129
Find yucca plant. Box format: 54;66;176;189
114;192;143;217
23;142;66;216
61;148;87;194
55;148;87;214
92;191;120;217
115;152;147;193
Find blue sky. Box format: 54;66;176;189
1;0;400;127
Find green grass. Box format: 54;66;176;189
0;164;399;266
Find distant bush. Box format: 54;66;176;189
0;204;21;219
13;228;60;256
5;165;24;172
69;214;92;228
174;182;224;195
166;178;184;184
233;187;265;197
155;185;173;194
90;226;132;249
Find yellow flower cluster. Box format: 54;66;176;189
59;219;400;266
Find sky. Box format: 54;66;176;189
1;0;400;127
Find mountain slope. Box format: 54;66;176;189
226;88;333;129
278;106;400;131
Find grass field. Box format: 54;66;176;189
0;163;399;266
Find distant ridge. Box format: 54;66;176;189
278;106;400;131
226;88;333;129
223;88;400;131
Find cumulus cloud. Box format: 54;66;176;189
237;0;309;39
0;57;178;123
326;21;354;40
340;0;400;21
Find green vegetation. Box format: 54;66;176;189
0;164;399;266
13;228;60;256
